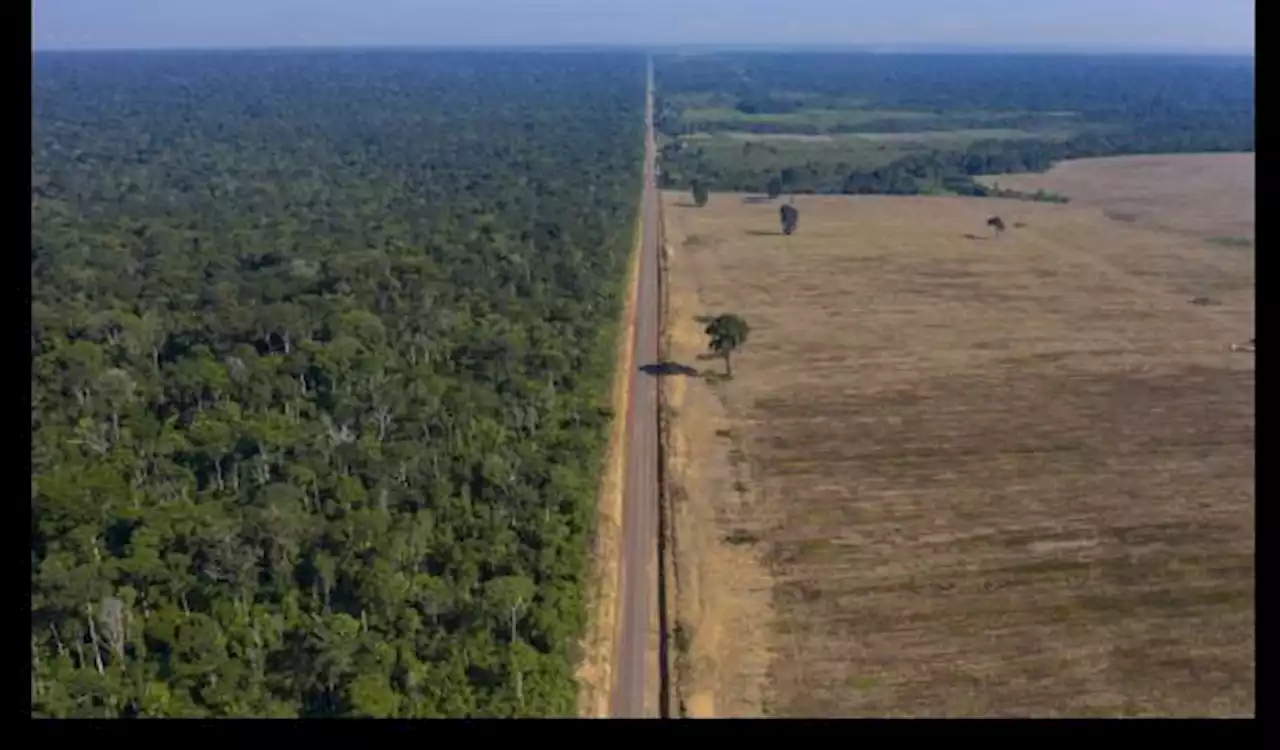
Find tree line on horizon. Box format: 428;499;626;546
653;53;1254;196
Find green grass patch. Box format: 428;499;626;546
846;128;1075;144
674;128;1079;177
681;106;940;130
1206;235;1253;249
847;675;879;692
675;103;1091;136
679;132;910;171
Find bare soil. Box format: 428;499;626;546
976;153;1255;246
659;177;1254;717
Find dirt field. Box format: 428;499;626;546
660;170;1254;717
976;153;1255;247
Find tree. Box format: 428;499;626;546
345;673;401;717
484;575;536;645
987;215;1006;235
704;314;750;378
766;177;783;199
780;204;799;236
691;180;709;207
96;368;137;444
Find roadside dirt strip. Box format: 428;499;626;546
609;58;663;719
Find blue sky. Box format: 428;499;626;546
33;0;1254;53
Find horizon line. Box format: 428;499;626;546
31;41;1254;57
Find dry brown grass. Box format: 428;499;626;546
976;153;1255;246
664;259;777;718
660;181;1254;717
576;217;644;717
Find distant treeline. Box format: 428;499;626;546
661;126;1254;197
655;53;1254;196
655;53;1255;119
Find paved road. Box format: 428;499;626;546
610;58;661;719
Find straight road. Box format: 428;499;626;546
610;57;661;719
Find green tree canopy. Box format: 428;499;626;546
704;313;751;378
32;49;646;718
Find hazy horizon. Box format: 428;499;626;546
34;1;1254;55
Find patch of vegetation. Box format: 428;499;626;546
847;675;879;692
31;50;645;718
678;106;958;134
988;187;1072;204
1206;236;1253;249
673;620;691;655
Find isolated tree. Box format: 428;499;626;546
780;204;799;236
766;177;783;200
704;314;750;378
691;180;709;207
987;216;1006;235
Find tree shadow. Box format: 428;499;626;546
694;314;716;324
639;361;700;377
741;196;776;204
961;233;989;241
674;201;701;208
745;229;782;237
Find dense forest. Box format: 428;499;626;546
654;53;1255;195
32;50;644;717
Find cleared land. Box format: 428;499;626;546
660;160;1254;717
977;153;1255;247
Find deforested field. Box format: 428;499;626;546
660;171;1254;717
976;153;1255;247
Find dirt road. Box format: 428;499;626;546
609;58;661;719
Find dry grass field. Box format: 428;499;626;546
659;163;1254;717
976;153;1255;247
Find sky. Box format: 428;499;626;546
33;0;1254;54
